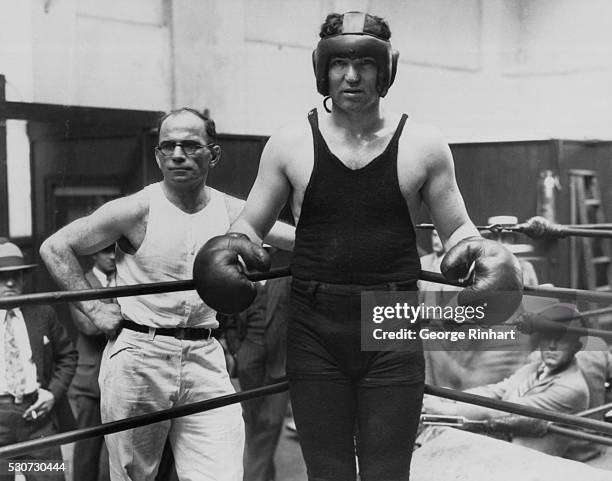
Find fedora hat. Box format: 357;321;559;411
0;239;37;272
529;302;584;339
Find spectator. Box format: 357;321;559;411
423;302;590;457
69;244;115;481
0;238;77;480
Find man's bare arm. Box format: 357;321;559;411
40;194;144;334
230;133;293;245
225;194;295;251
420;134;479;248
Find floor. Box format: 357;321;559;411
12;418;612;481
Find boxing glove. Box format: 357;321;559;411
193;233;271;314
441;236;523;325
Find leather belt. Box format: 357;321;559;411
0;391;38;405
122;319;214;341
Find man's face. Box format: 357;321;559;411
0;270;25;297
328;56;379;111
539;334;579;373
155;112;219;187
93;249;116;275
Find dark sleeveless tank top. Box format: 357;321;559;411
291;109;421;284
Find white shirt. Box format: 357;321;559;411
92;266;116;287
0;308;39;395
116;183;231;328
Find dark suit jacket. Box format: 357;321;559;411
70;270;109;399
22;304;78;432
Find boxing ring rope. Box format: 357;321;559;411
416;218;612;239
1;381;611;458
3;269;612;310
0;267;292;310
1;267;612;457
420;271;612;305
423;386;612;437
577;402;612;419
546;425;612;447
0;381;289;458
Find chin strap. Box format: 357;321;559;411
323;96;332;113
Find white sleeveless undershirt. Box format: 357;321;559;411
116;182;230;328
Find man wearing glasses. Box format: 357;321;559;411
40;108;294;481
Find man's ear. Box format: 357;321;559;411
209;144;222;168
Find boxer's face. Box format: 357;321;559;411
328;56;379;111
156;112;219;188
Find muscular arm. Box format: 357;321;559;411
230;133;293;246
225;193;295;251
40;194;144;332
419;133;479;249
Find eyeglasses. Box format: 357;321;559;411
156;140;216;157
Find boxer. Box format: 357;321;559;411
195;11;523;481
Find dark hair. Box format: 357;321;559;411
319;12;391;40
157;107;217;143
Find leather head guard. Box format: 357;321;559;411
312;11;399;98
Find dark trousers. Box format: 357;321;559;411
287;279;425;481
0;402;62;481
72;395;109;481
237;339;290;481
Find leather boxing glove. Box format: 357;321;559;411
193;233;271;314
440;236;523;325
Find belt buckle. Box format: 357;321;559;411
175;328;187;340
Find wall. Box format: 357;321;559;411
3;0;612;238
171;0;612;141
4;0;611;139
0;0;171;237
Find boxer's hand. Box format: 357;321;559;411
85;301;123;338
193;233;270;314
441;237;523;324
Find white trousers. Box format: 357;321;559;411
100;328;244;481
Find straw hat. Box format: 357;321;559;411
0;239;37;272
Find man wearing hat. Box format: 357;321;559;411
0;238;77;476
422;302;590;456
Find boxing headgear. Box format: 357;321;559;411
312;11;399;98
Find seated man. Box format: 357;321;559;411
423;302;590;457
529;334;612;461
